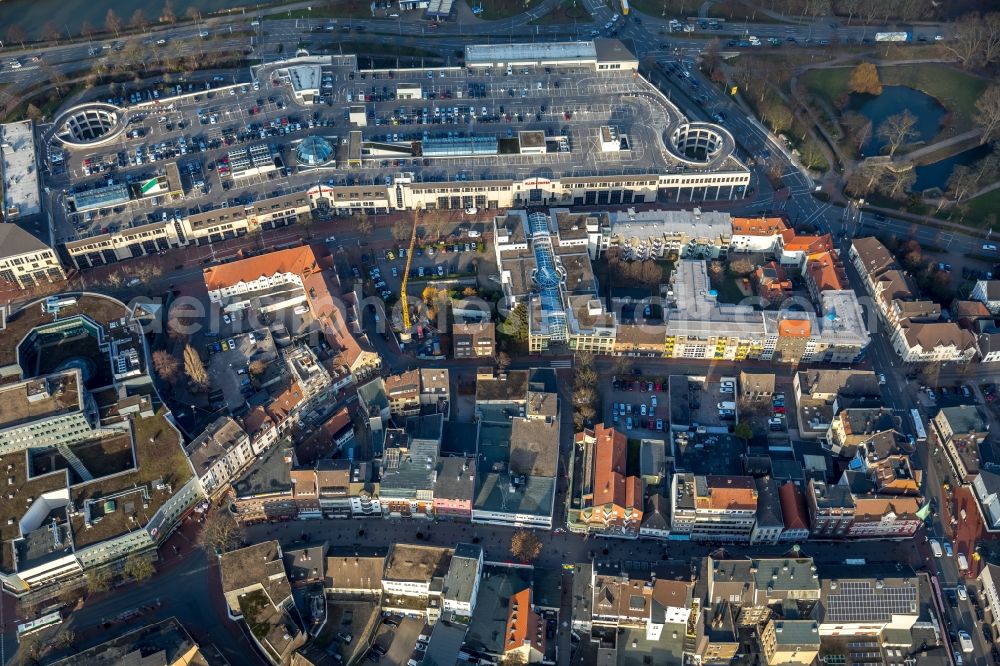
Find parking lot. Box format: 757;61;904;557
605;376;670;437
207;331;261;411
45;48;724;249
365;616;428;665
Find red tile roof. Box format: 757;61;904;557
203;245;322;292
242;405;275;439
778;482;809;531
781;229;834;253
266;381;304;423
592;424;642;512
805;251;847;292
505;588;545;654
778;318;811;338
732;217;787;237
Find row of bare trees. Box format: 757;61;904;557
572;352;598;431
5;2;195;47
944;12;1000;70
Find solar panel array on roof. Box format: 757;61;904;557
825;580;917;623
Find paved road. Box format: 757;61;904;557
246;515;923;580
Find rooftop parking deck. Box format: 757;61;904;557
47;46;746;251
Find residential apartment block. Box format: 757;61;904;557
0;224;66;289
671;473;758;542
663;261;868;364
452;322;496;358
186;416;253;496
850;237;977;363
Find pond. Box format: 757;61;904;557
849;85;946;158
0;0;257;41
913;143;994;193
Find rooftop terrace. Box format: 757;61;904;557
69;409;192;548
0;372;82;432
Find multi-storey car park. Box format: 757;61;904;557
36;39;750;271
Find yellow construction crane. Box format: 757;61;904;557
398;210;420;342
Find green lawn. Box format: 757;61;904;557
954;188;1000;231
800;67;852;108
281;2;376;19
801;64;989;135
470;0;545;21
629;0;744;19
530;0;591;24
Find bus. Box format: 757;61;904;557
620;0;629;15
911;409;927;443
17;612;62;641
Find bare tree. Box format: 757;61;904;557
41;21;61;43
984;12;1000;65
799;139;828;170
841;110;873;153
55;629;76;651
129;9;148;32
24;104;42;123
161;0;177;24
185;6;203;21
105;9;123;37
199;510;244;554
946;165;981;203
123;554;155;581
878;110;918;157
80;20;96;39
357;211;373;235
882;167;915;199
391;218;412;242
6;25;27;49
183;344;210;391
13;635;41;666
573;403;596;430
152;350;180;384
945;12;989;68
760;94;794;134
85;568;112;594
840;0;864;22
975;84;1000;145
510;529;543;562
497;351;511;373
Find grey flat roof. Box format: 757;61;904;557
0;121;41;218
443;544;481;604
232;444;292;498
465;41;598;67
0;224;52;259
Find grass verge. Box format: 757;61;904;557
469;0;546;20
954;188;1000;231
280;2;376;19
530;0;591;24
